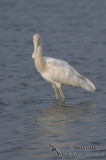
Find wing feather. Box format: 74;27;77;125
42;57;95;92
43;57;80;86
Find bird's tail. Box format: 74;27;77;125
79;75;96;92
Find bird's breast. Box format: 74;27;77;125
35;57;47;73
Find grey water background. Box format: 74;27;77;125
0;0;106;159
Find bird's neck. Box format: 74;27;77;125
33;41;47;73
35;56;47;73
32;46;42;59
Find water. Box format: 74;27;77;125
0;0;106;159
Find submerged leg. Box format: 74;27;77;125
52;84;59;101
58;87;65;102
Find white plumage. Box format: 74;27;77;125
32;34;95;101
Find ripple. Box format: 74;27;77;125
90;141;103;145
0;100;7;106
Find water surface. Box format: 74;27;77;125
0;0;106;159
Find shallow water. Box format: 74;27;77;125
0;0;106;159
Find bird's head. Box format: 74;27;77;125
32;34;41;59
33;34;40;49
33;34;40;42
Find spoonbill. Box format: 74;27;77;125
32;34;95;101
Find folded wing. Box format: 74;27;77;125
43;57;95;92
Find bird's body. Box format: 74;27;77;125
32;34;95;101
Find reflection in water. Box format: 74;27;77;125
29;101;98;159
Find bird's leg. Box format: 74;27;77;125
52;85;59;101
58;87;65;102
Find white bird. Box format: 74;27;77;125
32;34;95;101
